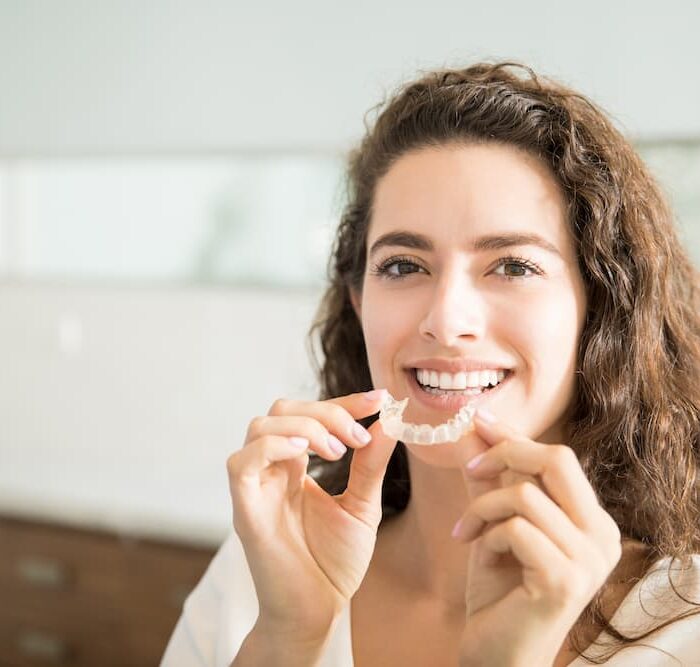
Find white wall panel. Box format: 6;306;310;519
0;284;322;543
0;0;698;154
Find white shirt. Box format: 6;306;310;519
161;531;700;666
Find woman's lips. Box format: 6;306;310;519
405;368;511;414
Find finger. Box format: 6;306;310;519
467;411;541;491
227;434;310;492
248;415;353;460
267;389;388;450
228;435;312;540
461;451;501;503
270;389;388;421
342;416;399;514
478;517;601;607
453;482;588;561
478;517;569;589
460;410;524;501
465;423;600;533
326;388;389;419
471;408;523;447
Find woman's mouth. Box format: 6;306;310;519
405;367;513;412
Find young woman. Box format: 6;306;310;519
162;62;700;666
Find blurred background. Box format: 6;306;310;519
1;1;699;664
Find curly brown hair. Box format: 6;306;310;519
306;61;700;663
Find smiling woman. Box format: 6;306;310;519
162;62;700;667
352;142;587;472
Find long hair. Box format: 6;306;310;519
306;62;700;662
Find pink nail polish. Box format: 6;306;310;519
352;422;372;444
327;434;347;456
363;388;387;401
466;453;484;470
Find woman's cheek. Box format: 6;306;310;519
512;291;583;441
361;299;393;378
361;296;411;389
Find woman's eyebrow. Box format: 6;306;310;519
368;230;562;258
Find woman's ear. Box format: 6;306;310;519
349;288;362;321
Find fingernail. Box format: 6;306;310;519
476;407;497;423
453;515;481;542
289;437;309;449
466;453;485;470
352;422;372;445
327;434;347;456
363;388;387;401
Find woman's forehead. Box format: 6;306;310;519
369;143;574;261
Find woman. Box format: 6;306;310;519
162;62;700;665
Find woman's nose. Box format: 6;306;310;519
418;273;486;345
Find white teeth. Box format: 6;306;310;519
422;386;482;396
465;371;480;387
415;367;508;390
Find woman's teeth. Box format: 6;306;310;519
415;368;507;396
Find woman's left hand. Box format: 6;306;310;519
453;411;623;667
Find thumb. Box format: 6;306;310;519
341;417;399;518
470;407;520;447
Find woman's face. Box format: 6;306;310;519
353;143;588;467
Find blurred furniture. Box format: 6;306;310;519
0;515;215;666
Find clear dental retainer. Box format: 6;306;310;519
378;392;476;445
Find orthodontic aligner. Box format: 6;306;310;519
378;392;476;445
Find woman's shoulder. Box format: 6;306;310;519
579;554;700;665
629;553;700;625
162;531;353;667
161;531;260;666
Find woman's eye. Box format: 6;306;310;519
386;260;422;276
370;255;543;282
371;258;426;280
495;262;527;278
492;257;542;280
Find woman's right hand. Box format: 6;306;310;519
227;389;397;644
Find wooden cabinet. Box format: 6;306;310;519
0;516;216;666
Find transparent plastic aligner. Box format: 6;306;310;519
378;392;476;445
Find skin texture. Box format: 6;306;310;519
352;142;588;601
227;388;400;648
349;144;620;664
358;142;587;456
228;141;622;666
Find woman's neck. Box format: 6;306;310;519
375;457;473;609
